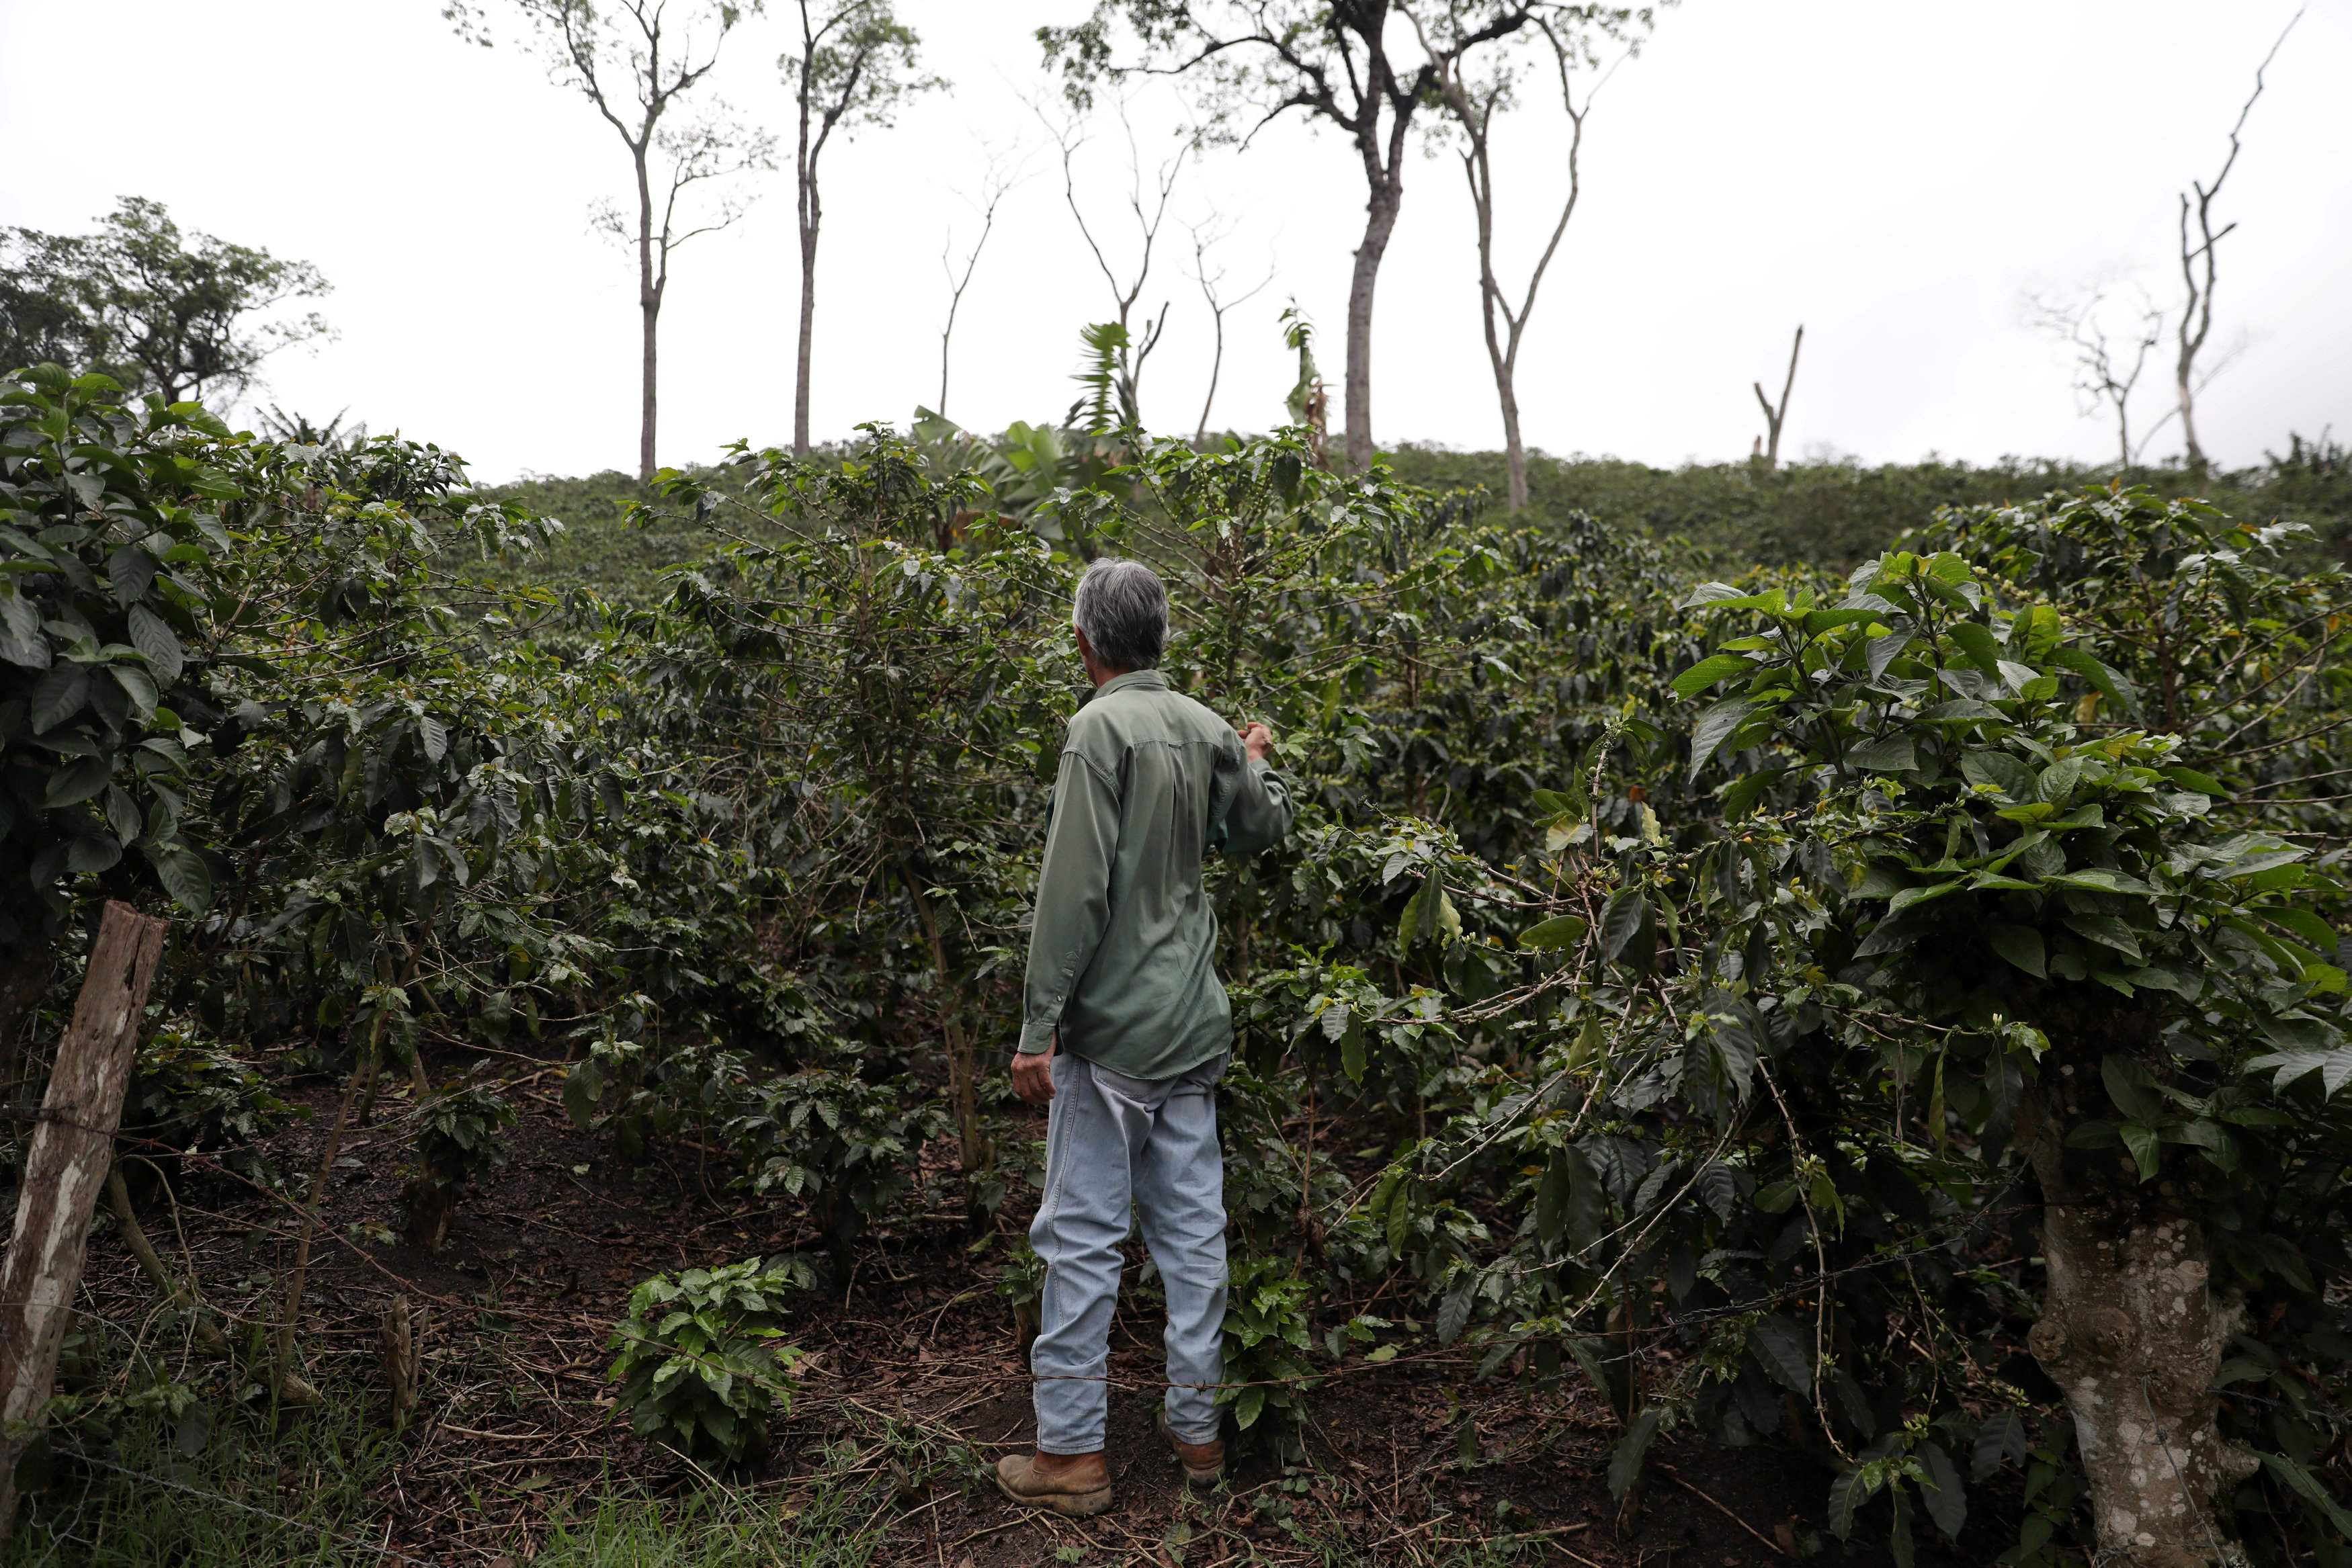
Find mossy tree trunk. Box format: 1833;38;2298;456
2021;996;2255;1568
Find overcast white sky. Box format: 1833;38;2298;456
6;1;2347;482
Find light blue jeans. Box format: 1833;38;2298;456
1028;1047;1229;1454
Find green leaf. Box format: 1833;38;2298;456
2044;869;2152;895
2065;913;2144;963
1864;628;1912;680
1887;877;1966;915
1829;1465;1882;1540
1918;1442;1966;1540
1437;1276;1475;1346
1846;735;1918;773
1399;869;1439;943
110;662;157;719
30;660;90;732
1747;1315;1812;1395
2159;765;2225;795
1600;887;1648;964
2265;907;2335;951
44;754;110;807
1986;924;2046;978
126;603;184;684
2117;1123;2161;1181
67;834;122;874
1529;787;1579;820
1960;751;2038;800
2130;965;2203;1000
2052;646;2136;711
1972;1410;2027;1480
1946;621;2001;674
1718;767;1785;819
1607;1407;1664;1501
0;584;48;669
2038;754;2085;803
2258;1451;2352;1538
1563;1337;1613;1405
1518;914;1589;952
151;844;212;912
1671;653;1753;699
563;1059;605;1129
2245;1042;2352;1098
1688;697;1759;779
103;784;140;844
2102;1054;2162;1121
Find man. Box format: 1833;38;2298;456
994;558;1295;1519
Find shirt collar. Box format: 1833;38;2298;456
1091;668;1170;702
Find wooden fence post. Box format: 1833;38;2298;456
0;901;167;1551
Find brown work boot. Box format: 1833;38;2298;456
994;1449;1112;1518
1156;1406;1225;1486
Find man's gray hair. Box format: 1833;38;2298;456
1072;558;1169;672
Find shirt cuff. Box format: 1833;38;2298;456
1017;1017;1059;1054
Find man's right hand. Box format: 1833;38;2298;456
1013;1033;1056;1106
1238;722;1273;763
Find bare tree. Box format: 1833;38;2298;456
1044;3;1585;474
447;0;771;483
1417;6;1654;509
936;144;1027;421
786;1;941;457
1185;212;1275;447
2175;7;2302;475
2027;283;2167;471
1032;91;1182;431
1751;324;1802;471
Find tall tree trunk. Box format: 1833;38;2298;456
795;208;818;459
636;149;660;485
2175;361;2206;478
2021;997;2254;1567
1343;179;1403;475
1497;357;1528;513
640;289;660;485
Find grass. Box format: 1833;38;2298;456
532;1485;882;1568
8;1398;399;1567
5;1389;885;1568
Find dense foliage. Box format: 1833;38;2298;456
5;366;2346;1566
606;1257;816;1465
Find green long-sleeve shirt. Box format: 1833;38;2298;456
1019;668;1296;1080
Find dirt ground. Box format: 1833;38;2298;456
68;1060;2024;1566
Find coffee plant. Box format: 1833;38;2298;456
5;345;2344;1567
402;1068;515;1252
606;1256;816;1466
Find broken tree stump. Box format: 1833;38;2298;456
0;901;168;1552
380;1293;422;1435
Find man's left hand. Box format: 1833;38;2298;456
1013;1033;1057;1106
